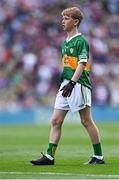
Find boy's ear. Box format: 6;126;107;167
74;19;79;26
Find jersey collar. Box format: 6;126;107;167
66;33;82;43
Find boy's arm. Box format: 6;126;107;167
71;62;86;82
60;62;86;97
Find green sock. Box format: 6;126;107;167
47;143;57;158
93;143;102;156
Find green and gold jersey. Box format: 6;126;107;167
60;33;91;89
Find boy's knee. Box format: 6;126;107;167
51;117;62;127
81;118;88;128
81;117;92;128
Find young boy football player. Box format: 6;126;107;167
30;7;105;165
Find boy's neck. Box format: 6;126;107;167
67;28;79;40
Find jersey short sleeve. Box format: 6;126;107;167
77;39;89;63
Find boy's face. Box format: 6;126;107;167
62;15;78;32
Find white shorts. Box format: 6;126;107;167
54;80;91;112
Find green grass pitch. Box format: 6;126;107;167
0;122;119;179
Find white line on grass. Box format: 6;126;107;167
0;172;119;178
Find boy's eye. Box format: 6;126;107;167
62;16;70;21
65;17;69;20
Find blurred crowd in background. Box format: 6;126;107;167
0;0;119;111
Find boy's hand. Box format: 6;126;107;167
60;80;76;97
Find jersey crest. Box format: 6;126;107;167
70;48;74;54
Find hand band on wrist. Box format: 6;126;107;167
70;80;76;87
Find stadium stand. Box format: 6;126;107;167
0;0;119;111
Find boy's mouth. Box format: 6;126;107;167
62;24;65;28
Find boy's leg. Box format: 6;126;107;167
49;109;68;144
30;109;68;165
79;106;100;145
46;109;68;158
79;106;105;164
